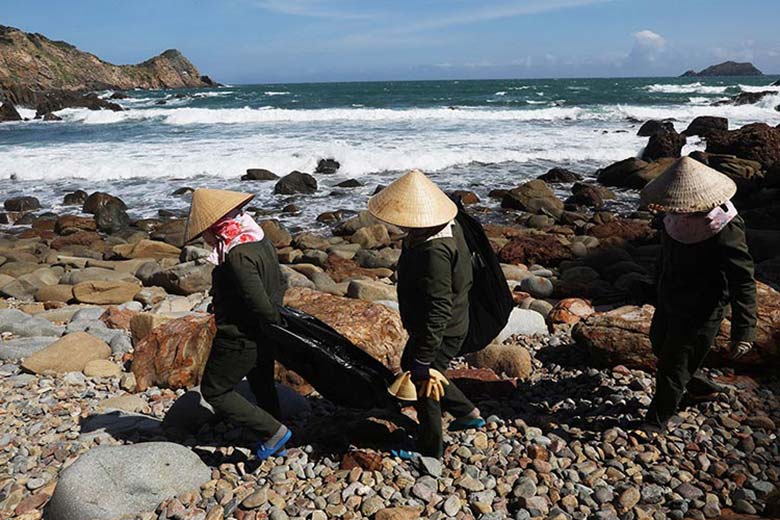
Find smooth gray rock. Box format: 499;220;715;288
0;310;64;338
69;307;108;323
0;337;58;360
46;442;210;520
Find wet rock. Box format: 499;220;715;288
538;167;582;183
242;168;279;181
62;190;88;206
597;157;674;189
451;190;481;204
642;129;686;161
689;151;764;191
683;116;728;137
315;158;340;174
82;192;127;214
131;314;216;391
0;101;22;122
501;179;564;217
284;287;407;371
4;196;40;212
336;179;362;188
21;332;110;374
566;183;605;209
47;442;210;520
637;119;675;137
275;171;318;195
94;204;130;233
706;123;780;183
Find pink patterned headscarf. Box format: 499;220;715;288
206;211;265;265
663;201;737;245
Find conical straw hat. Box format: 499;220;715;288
640;156;737;213
368;170;457;228
184;188;254;243
388;372;417;401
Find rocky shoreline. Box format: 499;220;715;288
1;117;780;519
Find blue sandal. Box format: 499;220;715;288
448;416;486;431
391;448;420;460
255;429;292;461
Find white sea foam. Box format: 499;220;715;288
264;91;291;96
191;91;234;98
737;84;780;93
494;91;507;96
644;82;729;94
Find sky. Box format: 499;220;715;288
4;0;780;84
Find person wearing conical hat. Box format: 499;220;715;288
185;188;292;460
640;157;757;431
369;170;485;459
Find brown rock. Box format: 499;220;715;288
82;192;127;214
284;287;407;372
340;450;383;471
588;219;655;242
349;224;391;249
451;190;480;205
324;255;387;283
706;123;780;180
597;157;675;189
22;332;111;374
131;314;216;391
73;280;141;304
112;239;181;260
129;312;174;344
54;215;96;234
641;129;686;161
445;368;517;399
83;359;122;378
35;284;74;303
50;231;103;250
100;306;138;330
374;507;423;520
572;282;780;369
259;219;292;248
547;298;595;326
467;342;532;380
499;234;573;267
501;179;564;217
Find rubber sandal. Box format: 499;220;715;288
256;429;292;461
448;416;486;432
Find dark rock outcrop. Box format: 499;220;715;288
706;123;780;183
501;180;564;217
82;192;127;214
4;196;40;211
682;116;728;137
34;91;122;116
0;101;21;122
597;157;674;189
315;158;340;174
241;168;279;181
681;61;763;77
538;167;581;183
637;120;674;137
274;171;318;195
641;129;686;161
688;151;764;191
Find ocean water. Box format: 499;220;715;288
2;76;780;229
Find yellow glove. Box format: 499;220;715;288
416;369;449;402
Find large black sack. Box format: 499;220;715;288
271;306;395;409
454;199;514;354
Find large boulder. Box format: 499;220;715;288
94;204;130;233
499;234;573;267
637;120;675;137
284;287;407;372
4;196;40;212
0;267;60;300
572;282;780;370
501;180;564;217
538;167;581;183
641;129;686;161
148;260;213;295
21;332;111;374
688;151;764;191
131;314;216;391
274;171;318;195
597;157;674;189
242;168;278;181
682;116;728;137
315;158;340;174
547;298;595;326
73;280;141;304
0;102;22;122
82;192;127;214
495;308;549;342
112;239;181;260
588;218;655;243
706;123;780;182
46;442;211;520
259;219;293;248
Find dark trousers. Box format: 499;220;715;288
401;335;476;458
200;332;282;440
649;307;724;422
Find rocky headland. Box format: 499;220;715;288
1;112;780;520
0;25;216;117
681;61;764;77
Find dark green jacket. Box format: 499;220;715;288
211;238;284;340
657;215;757;343
397;221;473;364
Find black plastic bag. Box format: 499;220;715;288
271;306;395;409
454;198;514;354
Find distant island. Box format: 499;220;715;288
0;25;215;107
681;60;763;77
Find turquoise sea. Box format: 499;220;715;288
1;76;779;228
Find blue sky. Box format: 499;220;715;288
5;0;780;83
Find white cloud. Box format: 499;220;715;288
249;0;373;20
626;29;667;66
